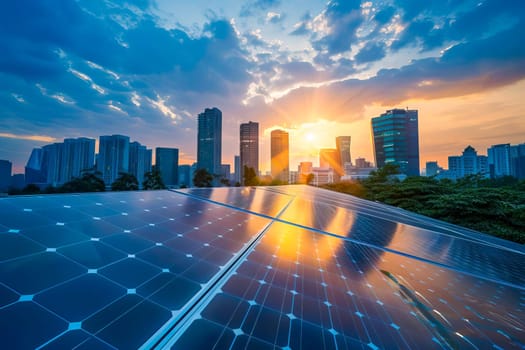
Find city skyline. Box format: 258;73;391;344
1;1;525;174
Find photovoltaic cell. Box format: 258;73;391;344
0;186;524;349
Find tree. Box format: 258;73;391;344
142;169;166;190
111;173;139;191
306;173;315;185
22;184;41;194
60;173;105;193
243;166;259;186
193;168;213;187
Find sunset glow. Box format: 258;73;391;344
0;0;524;174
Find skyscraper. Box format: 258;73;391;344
97;135;130;185
178;165;191;187
240;121;259;184
336;136;351;173
0;160;12;192
371;109;420;176
25;148;46;185
197;107;222;176
510;143;525;179
42;143;64;186
129;141;152;188
234;155;241;184
61;138;95;182
271;129;289;183
320;148;339;169
488;143;511;178
155;148;179;187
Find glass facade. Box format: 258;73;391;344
371;109;420;176
197;108;222;176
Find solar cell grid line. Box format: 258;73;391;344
185;187;525;292
265;187;525;289
274;185;525;255
174;220;525;349
0;190;274;349
171;222;441;350
151;190;296;349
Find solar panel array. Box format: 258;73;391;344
0;186;524;349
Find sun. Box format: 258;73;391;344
305;132;315;142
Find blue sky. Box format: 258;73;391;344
1;0;525;173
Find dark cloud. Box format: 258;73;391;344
355;42;387;64
312;0;363;55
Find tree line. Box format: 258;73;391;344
321;164;525;244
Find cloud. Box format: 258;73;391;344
311;1;364;55
240;0;281;17
266;12;285;24
0;133;57;143
355;42;387;64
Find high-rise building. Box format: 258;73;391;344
336;136;351;170
298;161;313;184
155;148;179;187
271;129;289;183
10;174;25;190
197;107;222;176
240;121;259;184
97;135;130;185
220;164;231;185
319;148;338;168
129;141;152;188
0;160;12;192
234;155;241;184
448;145;489;179
488;144;511;179
510;143;525;179
425;161;442;177
25;148;46;185
371;108;420;176
42;143;64;186
354;157;373;168
178;165;192;187
61;138;95;182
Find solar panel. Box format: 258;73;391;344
0;186;524;349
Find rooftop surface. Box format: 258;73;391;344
0;185;524;349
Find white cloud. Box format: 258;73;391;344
147;95;179;122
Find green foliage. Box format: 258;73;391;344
243;166;259;186
323;165;525;244
143;169;166;190
193;168;213;188
321;181;367;198
59;173;105;193
111;173;139;191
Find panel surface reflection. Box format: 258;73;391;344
173;222;525;349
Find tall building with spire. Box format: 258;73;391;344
197;108;222;176
271;129;289;183
371;108;420;176
240;121;259;183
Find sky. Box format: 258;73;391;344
1;0;524;174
